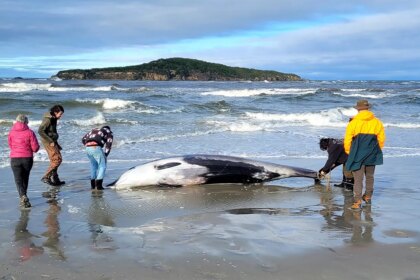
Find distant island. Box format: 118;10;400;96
54;58;302;81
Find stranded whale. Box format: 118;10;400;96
109;154;318;190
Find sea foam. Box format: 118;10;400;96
0;82;143;93
205;120;275;132
333;91;391;99
69;112;107;126
76;98;137;110
0;82;52;92
201;88;317;97
245;108;353;128
385;122;420;129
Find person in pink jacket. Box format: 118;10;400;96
8;114;40;208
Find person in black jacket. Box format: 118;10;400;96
82;126;113;190
318;138;354;189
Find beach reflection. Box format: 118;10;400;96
318;186;374;245
350;206;373;244
14;210;44;262
88;192;116;251
42;197;66;261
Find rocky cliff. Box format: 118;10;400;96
54;58;302;81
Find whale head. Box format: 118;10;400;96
109;157;208;190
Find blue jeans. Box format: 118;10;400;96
86;147;106;180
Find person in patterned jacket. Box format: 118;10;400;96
82;126;113;190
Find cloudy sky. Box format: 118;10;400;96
1;0;419;80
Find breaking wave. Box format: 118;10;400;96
69;113;107;126
332;91;391;99
205;120;278;132
76;98;137;110
201;88;317;97
115;130;222;147
0;82;150;93
385;123;420;129
244;107;356;128
0;82;52;92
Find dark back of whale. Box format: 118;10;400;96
183;155;280;184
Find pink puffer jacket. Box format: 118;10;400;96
8;122;40;158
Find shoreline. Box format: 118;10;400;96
0;157;419;279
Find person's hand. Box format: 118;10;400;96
49;142;55;147
318;170;327;179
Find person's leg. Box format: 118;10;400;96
42;143;62;183
94;148;106;190
334;171;346;187
11;158;31;208
21;158;33;197
351;166;365;209
86;147;100;189
86;147;99;179
11;158;25;197
20;158;33;207
343;164;354;190
363;165;376;203
95;149;107;180
42;143;53;179
50;146;64;185
343;164;353;179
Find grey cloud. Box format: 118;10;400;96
1;0;420;78
170;9;420;80
1;0;419;57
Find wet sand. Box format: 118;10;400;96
1;157;420;280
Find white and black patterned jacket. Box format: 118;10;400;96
82;126;113;156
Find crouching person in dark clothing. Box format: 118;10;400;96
319;138;354;190
8;114;40;208
82;126;113;190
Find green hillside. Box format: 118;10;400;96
55;58;302;81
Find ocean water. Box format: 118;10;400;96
1;78;420;278
0;79;419;168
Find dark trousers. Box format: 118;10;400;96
11;157;34;197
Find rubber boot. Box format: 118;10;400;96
90;179;96;190
41;176;56;186
344;178;354;191
334;175;346;188
51;170;65;186
95;179;104;190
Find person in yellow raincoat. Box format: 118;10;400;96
344;100;385;210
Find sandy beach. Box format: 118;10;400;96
1;156;419;280
2;0;420;277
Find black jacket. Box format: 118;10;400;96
320;139;348;173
